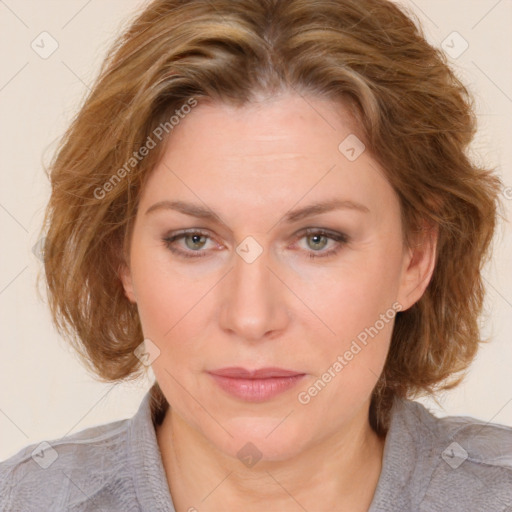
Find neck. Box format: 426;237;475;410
156;401;386;512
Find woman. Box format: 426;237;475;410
1;0;511;510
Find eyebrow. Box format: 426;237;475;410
144;198;370;224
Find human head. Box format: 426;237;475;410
40;0;502;435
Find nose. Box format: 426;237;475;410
218;241;290;342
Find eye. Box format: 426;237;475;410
294;228;349;259
162;229;215;258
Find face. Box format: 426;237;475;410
120;92;435;461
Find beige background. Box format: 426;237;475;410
1;0;511;461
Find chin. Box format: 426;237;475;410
208;417;311;464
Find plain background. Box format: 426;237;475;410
0;0;511;461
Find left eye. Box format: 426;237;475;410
294;229;349;259
162;228;349;259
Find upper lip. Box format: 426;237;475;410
208;367;304;379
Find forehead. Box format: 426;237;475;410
137;92;396;225
165;93;363;162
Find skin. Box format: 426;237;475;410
120;91;437;512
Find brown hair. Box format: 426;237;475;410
39;0;503;434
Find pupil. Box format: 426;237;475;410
187;234;204;249
310;234;326;250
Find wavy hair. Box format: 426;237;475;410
39;0;503;434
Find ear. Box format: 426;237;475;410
396;222;438;312
119;262;137;304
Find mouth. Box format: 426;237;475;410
207;367;306;402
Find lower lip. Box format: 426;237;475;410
209;374;306;402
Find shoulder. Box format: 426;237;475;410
0;417;134;511
391;398;512;511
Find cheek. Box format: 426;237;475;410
129;245;194;338
295;274;396;414
297;245;401;336
130;245;219;377
289;239;402;388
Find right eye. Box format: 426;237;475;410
162;229;216;258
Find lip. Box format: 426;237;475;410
209;367;303;379
208;367;306;402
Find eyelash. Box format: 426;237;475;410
162;228;349;260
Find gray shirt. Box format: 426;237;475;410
1;390;511;511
